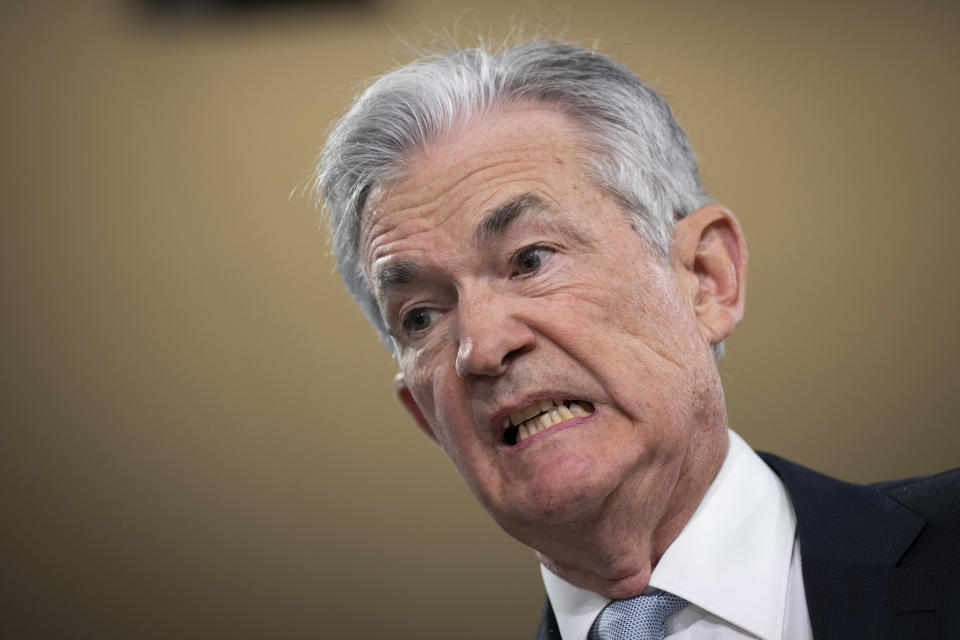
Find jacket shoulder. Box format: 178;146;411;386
875;467;960;568
759;452;960;569
873;467;960;528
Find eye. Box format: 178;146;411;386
512;245;553;277
401;307;436;333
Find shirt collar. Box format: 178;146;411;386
541;430;797;640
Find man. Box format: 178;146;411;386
313;39;959;638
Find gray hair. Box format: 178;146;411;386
313;39;720;357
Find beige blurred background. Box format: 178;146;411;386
2;0;957;637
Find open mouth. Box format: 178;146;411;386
501;399;595;445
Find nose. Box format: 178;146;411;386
454;291;535;379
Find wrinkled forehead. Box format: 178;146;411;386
357;105;596;273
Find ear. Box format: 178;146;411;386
672;204;748;346
393;372;438;443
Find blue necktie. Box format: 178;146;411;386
588;591;688;640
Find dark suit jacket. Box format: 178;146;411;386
536;455;960;639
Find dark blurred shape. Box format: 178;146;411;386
140;0;375;15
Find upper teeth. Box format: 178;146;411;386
501;399;590;442
510;399;556;426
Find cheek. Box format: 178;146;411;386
606;264;698;354
424;367;475;458
560;269;664;349
400;355;445;433
554;266;700;417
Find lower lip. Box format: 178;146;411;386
498;408;598;453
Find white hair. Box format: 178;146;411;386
313;39;721;357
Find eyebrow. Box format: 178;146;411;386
377;261;419;292
375;192;549;303
473;192;548;247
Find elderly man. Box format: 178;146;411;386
314;40;959;639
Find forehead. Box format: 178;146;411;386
359;106;598;271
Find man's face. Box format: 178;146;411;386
359;105;724;542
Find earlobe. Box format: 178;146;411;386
393;372;438;443
673;204;748;345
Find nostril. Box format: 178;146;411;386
501;341;533;368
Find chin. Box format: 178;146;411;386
491;460;621;531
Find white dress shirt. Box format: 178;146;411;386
540;430;813;639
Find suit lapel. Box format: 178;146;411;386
759;453;933;639
535;598;561;640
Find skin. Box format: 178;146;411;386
359;104;748;598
